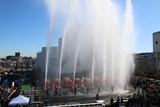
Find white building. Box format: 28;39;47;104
36;47;59;72
153;31;160;69
36;34;93;76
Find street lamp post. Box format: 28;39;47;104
34;80;38;101
34;86;36;101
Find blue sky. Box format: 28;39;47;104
0;0;160;58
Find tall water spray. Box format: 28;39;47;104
44;11;54;85
45;0;135;87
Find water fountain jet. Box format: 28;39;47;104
45;0;135;92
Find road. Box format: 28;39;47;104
40;85;136;106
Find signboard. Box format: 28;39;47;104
3;80;8;90
22;85;30;91
4;88;8;91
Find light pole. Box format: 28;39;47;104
34;80;38;101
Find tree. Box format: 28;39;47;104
134;57;157;78
31;68;40;86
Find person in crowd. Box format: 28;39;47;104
96;93;99;100
120;97;123;105
110;97;114;105
116;96;119;106
74;87;77;95
111;86;113;92
87;87;89;94
124;85;126;91
46;88;49;96
0;94;4;107
98;86;100;93
134;84;136;90
55;87;58;96
44;100;48;106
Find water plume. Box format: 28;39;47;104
45;0;135;88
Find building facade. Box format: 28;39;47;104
153;31;160;69
36;47;59;73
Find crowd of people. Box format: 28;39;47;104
106;77;160;107
129;77;160;106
